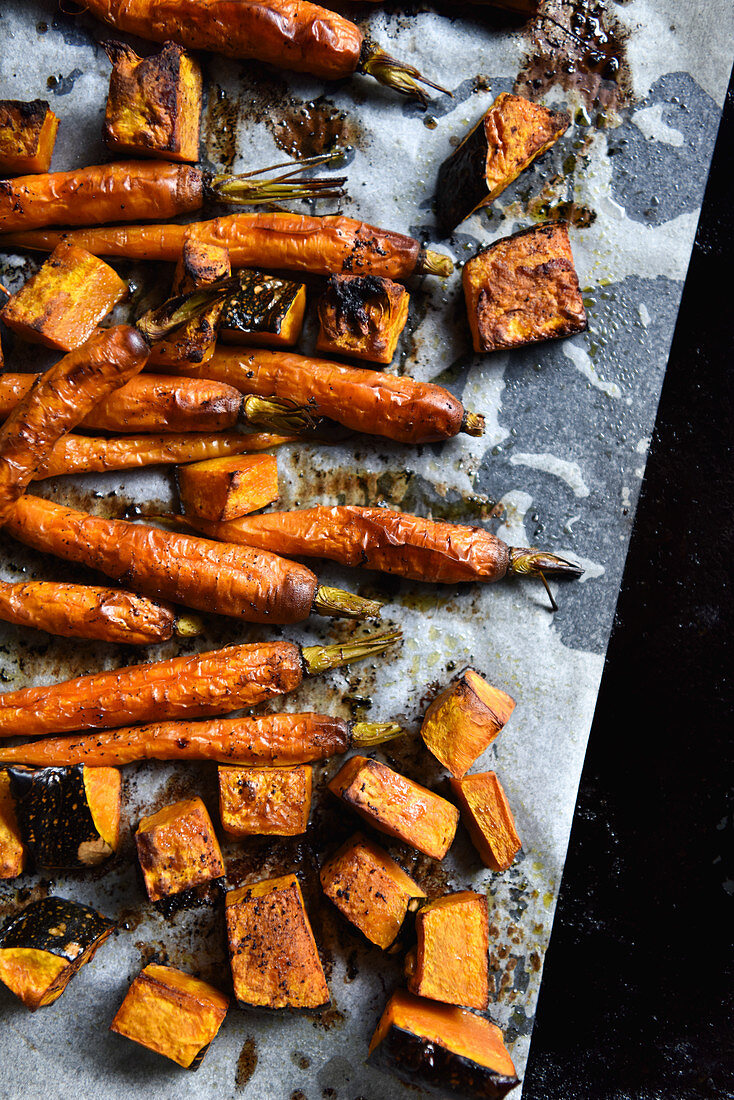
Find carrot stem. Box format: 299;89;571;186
302;628;402;675
135;275;240;342
312;585;383;620
358;40;451;106
207;153;348;206
350;721;405;747
508;547;584;578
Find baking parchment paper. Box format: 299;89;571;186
0;1;732;1096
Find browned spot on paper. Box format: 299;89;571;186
235;1036;258;1090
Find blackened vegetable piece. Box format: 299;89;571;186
148;238;231;368
135;796;225;901
315;274;410;365
0;100;58;175
219;269;306;348
0;897;113;1009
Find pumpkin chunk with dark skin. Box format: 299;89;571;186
0;100;58;175
225;873;329;1009
315;274;410;365
8;764;121;870
320;832;425;949
463;222;587;353
368;989;520;1099
219;269;307;348
0;769;25;879
218;764;312;836
177;453;279;522
0;897;113;1010
450;771;522;872
110;963;228;1069
421;668;515;778
405;891;489;1009
0;241;127;352
148;238;231;367
328;756;459;860
135;796;225;902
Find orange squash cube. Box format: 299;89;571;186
110;963;228;1069
0;770;25;879
315;274;410;365
0;100;58;175
218;764;311;836
219;269;306;348
420;669;515;778
405;891;489;1009
320;832;425;949
135;796;225;902
328;756;459;861
0;241;127;351
148;238;231;367
225;874;329;1009
177;453;279;522
449;771;522;872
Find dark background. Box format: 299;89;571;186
523;68;734;1100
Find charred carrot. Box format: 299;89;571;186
0;712;404;767
189;505;583;583
2;495;381;624
0;630;400;738
0;212;453;280
0;580;201;645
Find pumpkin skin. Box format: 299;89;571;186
219;269;306;347
0;896;114;1009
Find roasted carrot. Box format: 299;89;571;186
0;712;404;767
2;495;381;624
0;580;200;645
189;505;584;583
0;325;149;521
0;212;453;280
0;631;400;738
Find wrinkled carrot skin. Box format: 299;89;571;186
0;372;243;433
3;495;319;625
0;161;202;232
0;641;304;738
0;579;176;644
193;505;511;582
35;431;292;479
1;212;423;280
0;325;149;521
0;713;350;767
84;0;363;80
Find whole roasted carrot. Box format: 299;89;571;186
0;580;200;645
0;212;453;280
171;348;484;444
0;712;404;767
190;505;585;583
2;495;381;624
0;630;400;737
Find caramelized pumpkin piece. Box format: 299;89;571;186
110;963;228;1069
0;897;113;1010
135;796;225;902
421;668;515;778
103;41;202;162
225;873;329;1009
218;764;312;836
405;891;489;1009
0;100;58;175
435;92;569;232
450;771;521;872
368;989;519;1099
328;756;459;861
219;269;306;348
463;221;587;353
0;769;25;879
315;274;410;365
148;238;231;367
178;453;279;522
320;832;425;949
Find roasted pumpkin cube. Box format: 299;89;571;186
135;796;225;902
368;990;519;1099
219;269;306;348
421;668;515;778
0;100;58;175
450;771;521;871
218;764;311;836
320;832;425;949
0;769;25;880
0;240;127;351
405;891;489;1009
110;963;228;1069
225;873;329;1009
315;274;410;365
435;92;569;232
8;764;121;870
328;756;459;861
103;40;202;162
0;897;113;1010
177;453;279;522
148;238;231;367
463;221;587;353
